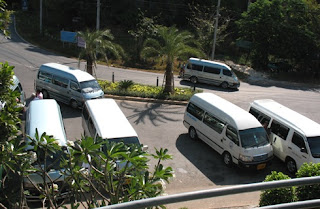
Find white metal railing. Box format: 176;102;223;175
96;176;320;209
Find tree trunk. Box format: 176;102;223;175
87;59;93;75
163;63;174;94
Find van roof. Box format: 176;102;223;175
189;58;231;70
85;98;138;140
40;63;95;82
26;99;67;148
251;99;320;137
190;93;261;130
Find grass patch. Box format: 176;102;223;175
98;80;202;101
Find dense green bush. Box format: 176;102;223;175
296;163;320;201
98;80;202;101
259;171;296;207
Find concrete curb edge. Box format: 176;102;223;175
104;94;188;106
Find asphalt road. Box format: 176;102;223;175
1;24;320;208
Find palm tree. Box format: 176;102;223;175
141;26;203;94
77;29;124;75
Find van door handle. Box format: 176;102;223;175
273;137;277;142
288;147;292;150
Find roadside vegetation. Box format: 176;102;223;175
11;0;320;85
99;80;202;101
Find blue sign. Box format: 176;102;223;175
60;31;77;43
22;0;28;11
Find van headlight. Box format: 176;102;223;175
239;154;253;162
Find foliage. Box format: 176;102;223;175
187;3;231;58
128;9;158;62
98;80;202;101
118;80;134;91
78;29;125;75
295;162;320;201
62;136;174;208
0;0;11;37
236;0;320;71
141;25;204;94
259;171;296;207
0;62;28;208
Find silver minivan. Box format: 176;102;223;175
24;99;69;201
35;63;104;108
182;58;240;89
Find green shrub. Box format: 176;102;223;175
296;163;320;201
118;80;134;91
98;80;202;101
259;171;296;207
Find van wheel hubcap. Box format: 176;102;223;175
189;128;197;139
190;77;197;84
287;159;297;173
223;153;232;166
221;82;228;89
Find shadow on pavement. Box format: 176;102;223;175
176;133;290;186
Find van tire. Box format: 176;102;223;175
286;158;297;174
70;99;78;109
188;127;198;140
42;90;49;99
190;76;198;84
221;82;228;89
223;152;233;167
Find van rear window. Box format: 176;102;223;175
186;103;204;120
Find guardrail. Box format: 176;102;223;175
96;176;320;209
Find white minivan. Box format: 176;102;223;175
24;99;69;201
35;63;104;108
183;93;273;170
181;58;240;89
249;99;320;174
82;98;144;147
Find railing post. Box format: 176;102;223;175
112;72;114;83
156;77;159;86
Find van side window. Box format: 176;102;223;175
186;103;204;120
70;81;80;91
226;126;239;146
82;106;89;121
292;133;307;153
53;76;68;88
38;71;52;83
88;118;96;136
270;120;289;140
191;64;203;71
223;69;232;77
203;66;221;74
203;113;225;134
249;107;260;119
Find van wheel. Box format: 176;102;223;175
188;127;198;140
286;158;297;174
42;90;49;99
221;82;228;89
70;100;78;109
223;152;233;167
190;76;198;84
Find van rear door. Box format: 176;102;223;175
269;120;290;161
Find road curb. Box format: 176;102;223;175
104;94;188;106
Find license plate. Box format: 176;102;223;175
257;163;266;170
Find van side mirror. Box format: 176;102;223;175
142;145;148;151
300;147;307;154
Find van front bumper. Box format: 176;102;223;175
238;156;273;170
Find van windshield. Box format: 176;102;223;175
80;80;101;93
239;127;269;148
307;136;320;158
108;137;141;145
34;147;68;170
